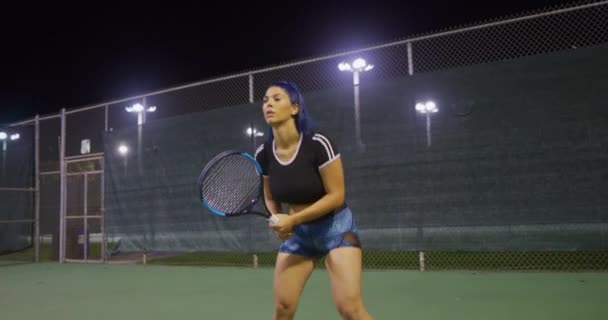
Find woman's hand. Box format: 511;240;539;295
269;213;295;235
275;230;293;240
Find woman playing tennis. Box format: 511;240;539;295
255;80;374;320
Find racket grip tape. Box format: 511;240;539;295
269;215;279;224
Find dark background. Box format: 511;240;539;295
0;0;578;124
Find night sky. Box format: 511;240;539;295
0;0;575;124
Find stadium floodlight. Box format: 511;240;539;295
338;62;352;72
338;58;374;151
339;58;374;73
118;144;129;156
415;101;438;114
0;131;19;151
245;127;264;137
415;100;439;147
126;103;157;125
125;103;144;113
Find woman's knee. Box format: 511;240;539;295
274;298;298;318
335;297;366;319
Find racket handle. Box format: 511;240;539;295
269;215;279;224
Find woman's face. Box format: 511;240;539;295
262;86;299;125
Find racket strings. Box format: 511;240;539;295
201;154;261;214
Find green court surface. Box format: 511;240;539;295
1;263;607;320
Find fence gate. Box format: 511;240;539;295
62;154;104;263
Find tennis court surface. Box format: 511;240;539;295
2;262;607;319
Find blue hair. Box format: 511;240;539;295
265;80;314;141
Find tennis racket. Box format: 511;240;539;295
197;150;278;223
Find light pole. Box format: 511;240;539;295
126;102;156;175
0;131;20;177
339;58;374;151
415;101;439;147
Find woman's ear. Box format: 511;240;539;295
291;104;300;116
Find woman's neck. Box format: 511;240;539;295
272;121;300;149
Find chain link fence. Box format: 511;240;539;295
3;1;608;271
0;122;37;266
140;251;608;271
412;1;608;73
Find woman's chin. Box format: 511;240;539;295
265;118;281;126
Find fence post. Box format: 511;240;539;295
59;108;66;263
407;41;414;76
34;115;40;262
419;251;425;271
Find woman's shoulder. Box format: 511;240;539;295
305;131;340;155
306;130;337;143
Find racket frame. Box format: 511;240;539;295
197;150;277;223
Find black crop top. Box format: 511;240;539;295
255;132;340;204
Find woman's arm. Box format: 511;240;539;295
262;176;282;214
263;176;294;240
270;158;345;233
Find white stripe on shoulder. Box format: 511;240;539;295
312;136;333;160
313;134;335;158
254;144;264;158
